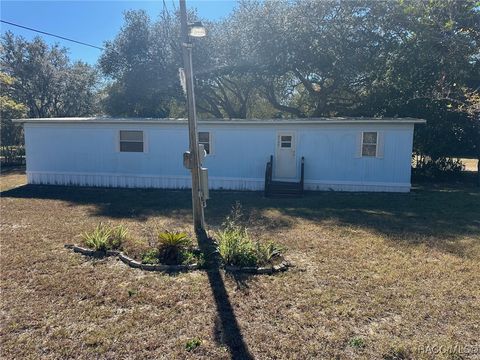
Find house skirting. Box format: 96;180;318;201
26;171;411;193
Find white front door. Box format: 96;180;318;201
274;132;297;180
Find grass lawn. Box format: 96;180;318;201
0;166;28;192
1;169;479;359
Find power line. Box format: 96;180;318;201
0;19;105;50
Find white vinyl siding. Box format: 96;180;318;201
376;131;385;158
22;119;417;192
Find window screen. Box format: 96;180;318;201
120;130;144;152
362;131;377;157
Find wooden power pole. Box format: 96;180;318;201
179;0;205;232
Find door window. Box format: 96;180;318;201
280;135;292;148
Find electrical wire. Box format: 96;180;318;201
0;19;104;50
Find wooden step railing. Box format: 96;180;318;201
265;155;305;197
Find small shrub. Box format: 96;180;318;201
222;201;245;233
349;337;365;348
141;249;159;264
195;252;206;267
109;224;128;250
157;231;192;265
255;241;285;266
81;223;127;252
217;203;285;267
129;231;204;266
413;156;465;181
217;228;257;267
218;202;255;266
81;223;113;252
181;250;197;265
185;338;201;352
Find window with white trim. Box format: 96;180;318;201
119;130;144;152
198;131;211;154
361;131;377;157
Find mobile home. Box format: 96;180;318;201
16;117;425;193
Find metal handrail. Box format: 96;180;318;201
264;155;273;197
300;156;305;194
265;155;304;197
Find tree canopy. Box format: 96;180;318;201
1;31;99;118
99;9;184;117
97;0;479;167
0;72;27;147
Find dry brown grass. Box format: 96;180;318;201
1;170;479;359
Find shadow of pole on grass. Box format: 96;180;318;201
197;230;254;360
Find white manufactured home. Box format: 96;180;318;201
16;117;425;193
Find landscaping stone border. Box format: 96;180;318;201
65;244;290;275
117;252;199;271
224;260;290;275
65;244;120;258
64;244;199;272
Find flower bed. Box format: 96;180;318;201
67;224;203;272
64;244;200;272
67;211;290;275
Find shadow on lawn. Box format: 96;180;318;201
2;184;479;255
256;184;480;257
196;231;254;359
1;184;194;221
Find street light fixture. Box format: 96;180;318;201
188;22;207;38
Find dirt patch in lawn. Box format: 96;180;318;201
1;175;479;359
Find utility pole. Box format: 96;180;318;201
179;0;205;232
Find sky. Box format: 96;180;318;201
0;0;238;65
